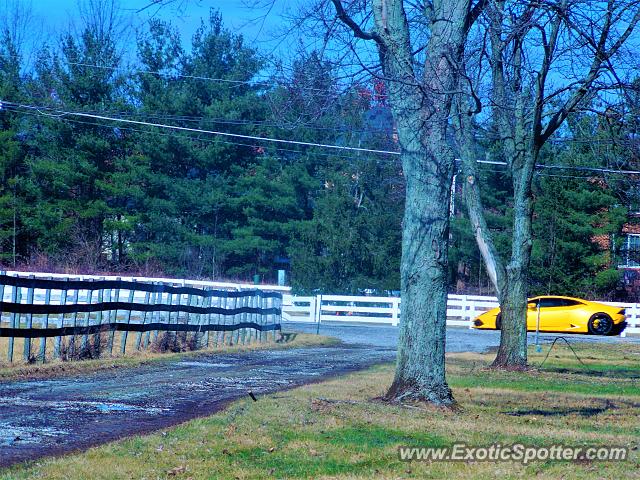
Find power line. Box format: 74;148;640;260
2;100;400;157
4;99;640;177
65;61;357;97
3;105;400;166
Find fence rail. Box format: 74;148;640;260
282;294;640;337
0;273;283;363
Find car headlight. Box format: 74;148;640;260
618;308;626;316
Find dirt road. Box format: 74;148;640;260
0;344;394;467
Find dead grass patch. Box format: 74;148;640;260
3;342;639;479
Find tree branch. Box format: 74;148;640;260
330;0;383;43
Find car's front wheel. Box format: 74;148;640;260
588;313;613;335
495;313;502;330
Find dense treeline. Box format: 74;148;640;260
0;7;635;297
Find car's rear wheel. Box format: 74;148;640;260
495;313;502;330
588;313;613;335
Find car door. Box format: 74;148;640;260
525;299;540;330
535;297;567;331
558;299;586;329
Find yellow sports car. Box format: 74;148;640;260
472;296;627;335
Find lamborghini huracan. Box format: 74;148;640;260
472;296;627;335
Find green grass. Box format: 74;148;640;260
2;341;640;479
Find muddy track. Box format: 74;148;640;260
0;344;395;467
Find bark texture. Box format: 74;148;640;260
371;0;471;405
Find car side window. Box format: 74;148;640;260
539;298;564;308
560;299;582;307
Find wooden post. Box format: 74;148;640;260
68;288;80;358
391;298;400;327
107;278;121;355
23;275;35;362
247;294;255;344
234;294;244;345
0;279;4;346
202;292;212;348
267;296;275;342
7;281;19;362
38;280;52;363
93;279;105;355
241;295;250;345
216;295;224;347
218;295;226;347
53;282;67;360
81;288;93;352
152;287;162;345
120;283;135;355
255;294;262;343
136;289;151;350
223;297;238;345
185;292;194;349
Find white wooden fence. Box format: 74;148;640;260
282;294;640;337
4;272;639;337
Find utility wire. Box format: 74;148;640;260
65;61;357;96
2;105;396;166
4;99;640;176
1;100;399;156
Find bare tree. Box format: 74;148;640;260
455;0;640;368
323;0;489;405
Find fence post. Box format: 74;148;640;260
7;280;20;362
391;297;400;326
81;288;93;353
69;287;80;357
136;289;150;350
53;281;67;360
93;279;105;354
120;282;135;355
0;275;4;360
107;278;121;355
39;280;51;362
151;285;161;345
315;294;322;334
470;297;476;328
194;292;204;349
214;295;222;348
622;303;637;338
259;293;266;343
234;294;244;345
23;275;35;362
203;292;212;348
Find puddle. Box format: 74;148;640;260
0;397;167;415
180;361;234;368
0;423;68;446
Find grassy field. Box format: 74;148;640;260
2;341;639;479
0;332;338;382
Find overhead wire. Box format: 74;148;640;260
3;99;640;177
2;104;397;166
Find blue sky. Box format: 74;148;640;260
27;0;285;56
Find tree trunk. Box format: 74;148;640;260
386;149;454;405
492;162;534;368
369;0;468;406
